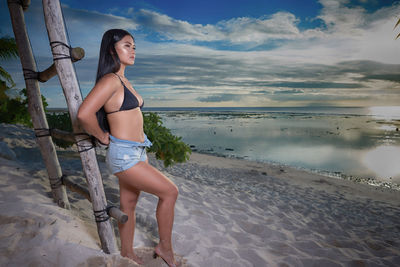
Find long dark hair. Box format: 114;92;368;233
95;29;134;83
95;29;133;133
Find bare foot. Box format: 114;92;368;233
154;245;181;267
121;251;144;265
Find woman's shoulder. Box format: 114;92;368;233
99;73;120;84
96;73;122;89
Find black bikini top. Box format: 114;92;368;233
106;73;143;114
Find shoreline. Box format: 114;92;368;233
1;123;400;266
191;148;400;192
172;151;400;206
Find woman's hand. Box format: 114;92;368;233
99;132;110;146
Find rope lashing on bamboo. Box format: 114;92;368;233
22;68;40;81
7;0;23;6
34;128;52;138
50;41;73;61
75;133;96;153
7;0;29;10
93;205;120;223
93;207;110;223
48;174;65;190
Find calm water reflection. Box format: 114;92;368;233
152;107;400;184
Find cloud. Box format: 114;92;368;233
268;81;364;89
133;9;301;44
317;0;400;34
269;91;372;102
273;89;304;94
317;0;367;35
134;9;221;41
363;74;400;83
2;0;400;108
336;60;400;82
217;12;301;44
197;94;244;102
130;1;400;51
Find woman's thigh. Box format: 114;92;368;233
115;162;177;198
119;180;141;205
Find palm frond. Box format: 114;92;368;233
0;66;16;87
395;18;400;40
0;37;19;60
395;18;400;29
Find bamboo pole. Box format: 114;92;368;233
45;128;129;224
50;128;76;143
63;176;128;224
108;206;128;224
42;0;118;254
7;0;70;209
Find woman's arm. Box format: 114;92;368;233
77;74;118;145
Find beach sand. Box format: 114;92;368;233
0;123;399;266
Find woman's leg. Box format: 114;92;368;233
116;161;179;266
118;180;143;264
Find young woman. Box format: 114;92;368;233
77;29;180;267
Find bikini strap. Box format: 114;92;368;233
105;110;119;115
112;73;127;87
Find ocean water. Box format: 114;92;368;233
145;106;400;186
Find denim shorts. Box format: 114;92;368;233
106;134;152;174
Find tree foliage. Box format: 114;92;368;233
0;84;48;127
0;37;18;60
0;36;33;125
0;37;19;87
143;112;191;167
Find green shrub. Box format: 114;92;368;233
143;112;191;167
0;85;47;127
46;112;74;148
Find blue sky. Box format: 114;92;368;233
1;0;400;108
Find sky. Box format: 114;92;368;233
1;0;400;108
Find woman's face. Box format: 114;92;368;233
114;35;136;66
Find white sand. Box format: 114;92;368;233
0;123;399;266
